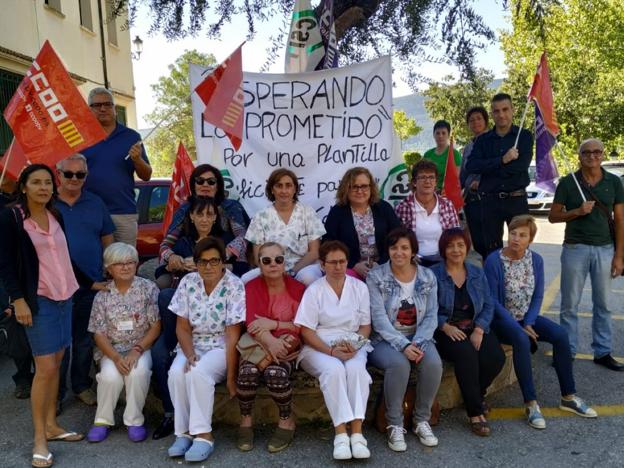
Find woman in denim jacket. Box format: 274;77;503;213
366;227;442;452
431;228;505;437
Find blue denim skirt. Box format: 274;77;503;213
24;296;73;356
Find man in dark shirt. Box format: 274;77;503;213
465;93;534;258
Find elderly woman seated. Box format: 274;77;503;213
295;240;372;461
167;237;244;462
86;243;161;443
236;242;305;453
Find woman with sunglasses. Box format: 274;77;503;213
167;237;244;462
159;164;250;281
0;164;91;468
244;168;326;286
324;167;401;280
236;242;305;453
295;240;372;460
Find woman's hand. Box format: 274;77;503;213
332;343;357;361
248;317;276;335
353;261;371;279
523;325;539;342
265;336;289;362
91;281;110;292
226;375;237;398
183;257;197;271
442;323;467;341
167;254;185;272
124;349;141;370
13;299;32;327
114;354;130;376
470;328;484;351
403;344;424;363
184;354;199;373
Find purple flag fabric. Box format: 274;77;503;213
317;0;339;69
534;103;559;192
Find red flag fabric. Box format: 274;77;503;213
162;142;195;235
2;40;106;168
194;44;245;150
443;140;464;211
527;52;559;137
0;139;30;181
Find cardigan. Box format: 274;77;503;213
0;206;92;315
483;248;544;326
323;200;401;268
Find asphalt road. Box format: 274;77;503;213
1;216;623;468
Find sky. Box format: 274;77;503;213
129;0;511;128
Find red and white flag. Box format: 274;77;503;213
2;40;106;175
443;139;463;211
194;43;245;150
162;142;195;235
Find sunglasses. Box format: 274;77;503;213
89;102;114;109
60;170;87;180
196;257;222;267
195;177;217;186
260;255;285;266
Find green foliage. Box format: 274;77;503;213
423;68;495;145
144;49;216;177
500;0;624;172
403;150;422;173
393;110;422;148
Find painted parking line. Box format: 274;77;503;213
543;351;624;363
541;310;624;321
488;405;624;420
540;274;560;314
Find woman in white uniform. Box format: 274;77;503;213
294;240;372;461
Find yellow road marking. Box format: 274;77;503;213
542;310;624;321
488;405;624;420
540;274;560;314
543;351;624;363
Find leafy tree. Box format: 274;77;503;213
403;150;422;173
423;68;494;145
143;49;216;176
393;110;422;149
500;0;624;169
110;0;496;81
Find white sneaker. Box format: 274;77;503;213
413;421;438;447
350;433;370;459
386;425;407;452
333;433;352;460
526;404;547;429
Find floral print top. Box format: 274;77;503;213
245;202;325;273
352;207;378;264
501;249;535;321
168;270;245;355
88;276;160;361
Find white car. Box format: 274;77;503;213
526;165;556;214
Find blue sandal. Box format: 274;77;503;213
184;437;214;462
168;436;193;457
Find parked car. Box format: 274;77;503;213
135;178;171;259
526;164;555;214
603;161;624;186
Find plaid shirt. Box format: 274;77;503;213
395;193;460;232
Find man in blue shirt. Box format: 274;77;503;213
82;87;152;246
465;93;534;259
55;154;115;411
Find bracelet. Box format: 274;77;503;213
132;344;144;355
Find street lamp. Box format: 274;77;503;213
131;35;143;60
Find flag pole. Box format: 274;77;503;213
124;104;182;160
514;98;531;149
555;141;586;202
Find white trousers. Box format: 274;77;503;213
298;346;371;427
241;263;323;286
168;348;226;436
94;351;152;426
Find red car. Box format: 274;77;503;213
135;178;171;260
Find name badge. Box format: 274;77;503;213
367;235;376;246
117;320;134;331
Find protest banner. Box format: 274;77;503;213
190;56;402;219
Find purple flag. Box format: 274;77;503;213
317;0;339;69
534;103;559;192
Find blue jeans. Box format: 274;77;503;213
59;289;96;399
151;288;177;414
492;313;575;402
560;243;614;358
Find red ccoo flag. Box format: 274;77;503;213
162;142;195;236
0;139;30;181
194;43;245;150
443;139;464;211
3;40;106;172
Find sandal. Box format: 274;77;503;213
32;452;53;468
237;426;254;452
470;421;491;437
47;431;84;442
268;427;295;453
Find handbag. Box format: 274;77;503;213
236;332;301;371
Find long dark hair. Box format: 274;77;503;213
15;164;60;220
181;196;224;240
190;164;225;204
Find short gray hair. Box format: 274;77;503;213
578;138;604;155
103;242;138;268
258;241;285;259
88;87;115;105
56;153;88;171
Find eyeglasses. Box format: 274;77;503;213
324;259;348;266
110;261;137;268
60;170;87;180
415;175;436;182
196;257;222;268
260;255;285;266
195;177;217;186
580;149;603;158
89;102;114;109
350;184;370;192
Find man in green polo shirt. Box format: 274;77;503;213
422;120;462;191
549;138;624;371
